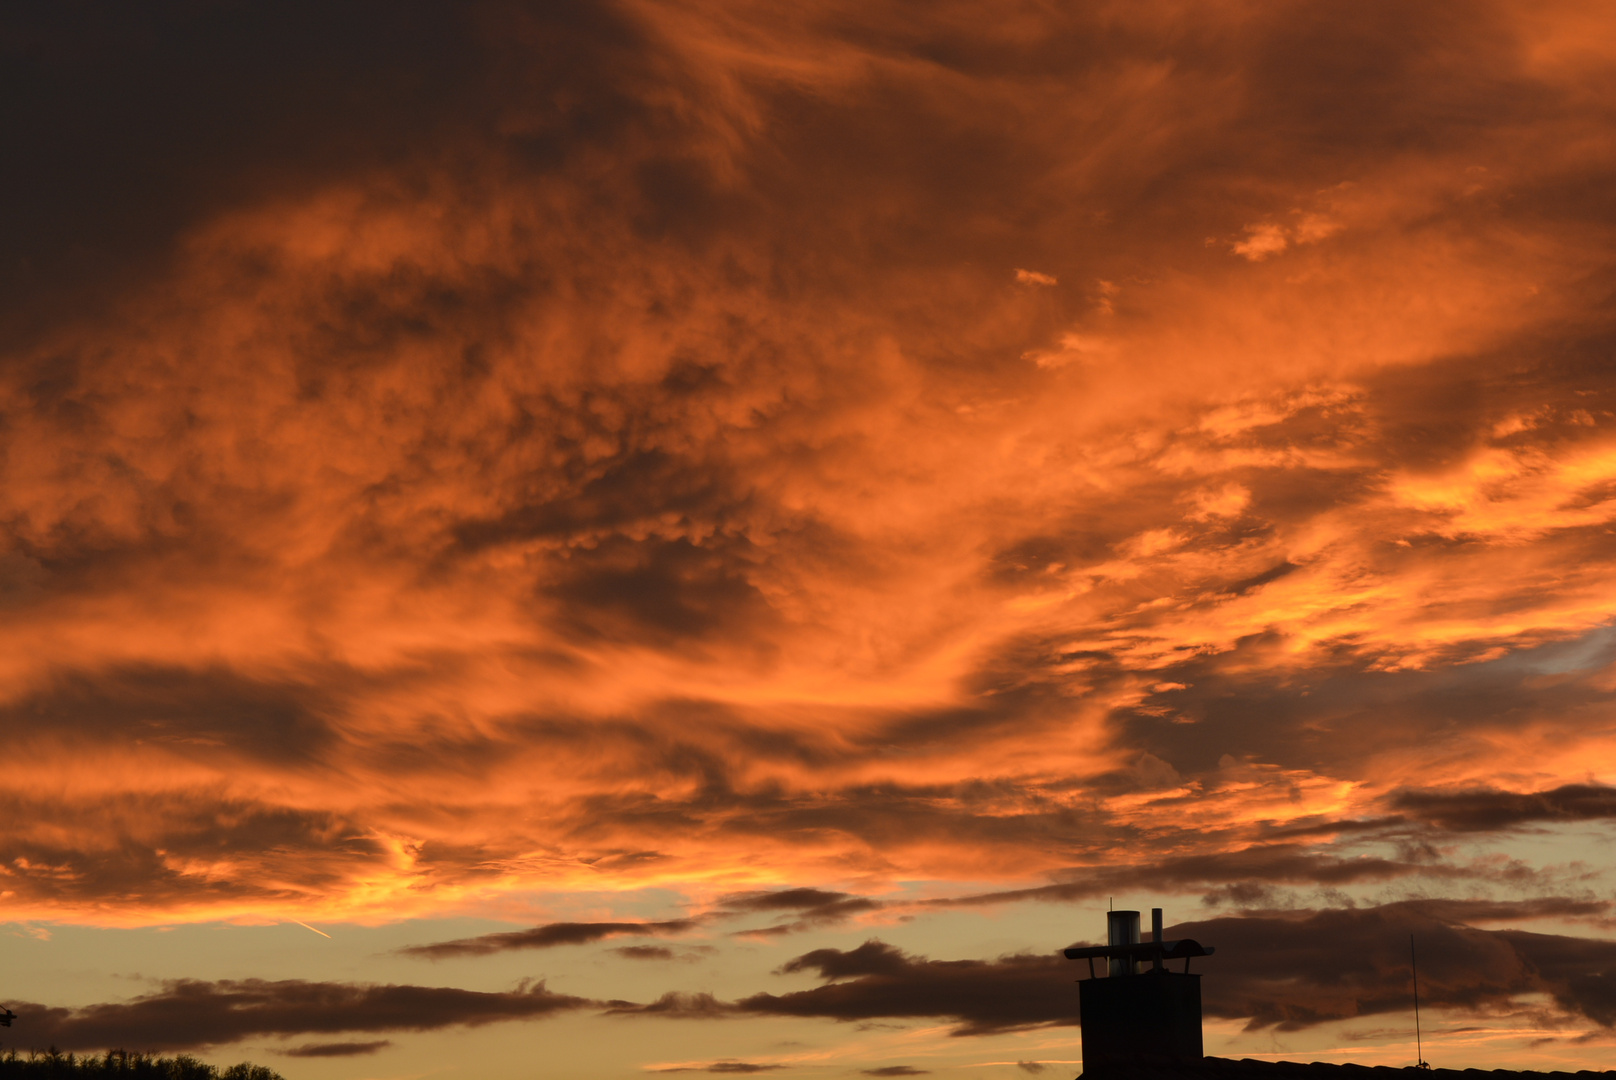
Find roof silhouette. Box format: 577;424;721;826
1079;1057;1616;1080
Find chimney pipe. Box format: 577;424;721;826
1106;910;1140;977
1152;908;1164;972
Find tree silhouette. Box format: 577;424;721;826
0;1048;282;1080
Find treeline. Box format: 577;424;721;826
0;1050;282;1080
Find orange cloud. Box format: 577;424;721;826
2;8;1616;1018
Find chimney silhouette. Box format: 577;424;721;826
1065;907;1214;1071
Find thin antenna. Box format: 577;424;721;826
1411;934;1429;1069
1109;896;1113;912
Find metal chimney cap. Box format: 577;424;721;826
1064;939;1214;962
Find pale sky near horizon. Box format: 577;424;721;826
7;2;1616;1077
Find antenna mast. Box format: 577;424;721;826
1411;934;1429;1069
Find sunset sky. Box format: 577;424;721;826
6;2;1616;1077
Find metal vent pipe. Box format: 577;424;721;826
1107;910;1140;977
1152;908;1165;971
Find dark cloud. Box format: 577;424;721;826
780;941;912;981
0;789;386;909
613;946;678;961
1498;928;1616;1026
281;1041;391;1058
544;534;782;649
1390;784;1616;831
739;940;1076;1037
1016;1064;1048;1075
1123;845;1441;889
721;888;884;936
402;888;884;965
1180;904;1616;1032
617;902;1616;1038
0;0;645;338
401;920;700;959
721;888;865;913
1395;897;1613;923
653;1064;786;1075
861;1069;929;1077
0;665;337;768
9;978;591;1052
607;992;731;1021
925;845;1432;910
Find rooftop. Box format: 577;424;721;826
1079;1058;1616;1080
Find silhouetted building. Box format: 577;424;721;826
1063;909;1616;1080
1067;908;1214;1071
1079;1058;1616;1080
